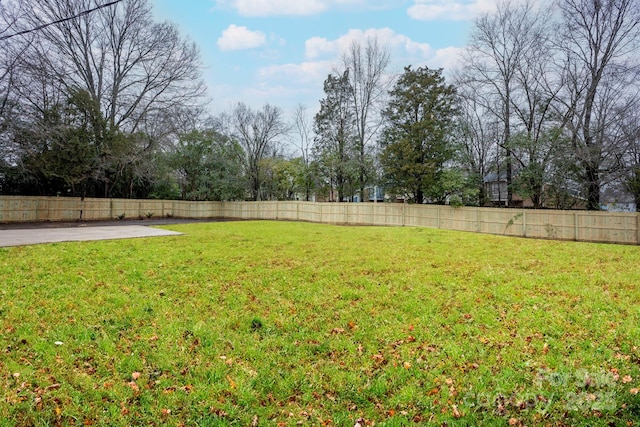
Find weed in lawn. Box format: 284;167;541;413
0;221;639;426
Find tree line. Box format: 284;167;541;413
1;0;639;210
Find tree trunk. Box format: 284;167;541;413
586;164;600;210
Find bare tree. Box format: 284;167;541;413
505;10;573;208
455;84;500;206
291;103;314;201
0;3;14;120
459;0;549;206
556;0;640;209
17;0;206;133
0;1;32;124
340;36;391;202
620;102;640;211
231;103;289;201
1;0;207;197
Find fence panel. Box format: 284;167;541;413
346;203;371;224
42;197;80;221
167;201;187;218
1;196;637;245
226;202;240;219
479;209;523;237
319;203;347;224
439;206;479;233
137;200;163;218
0;196;41;222
190;201;215;218
110;199;140;219
261;202;280;220
276;202;299;221
524;210;576;241
298;202;321;223
575;211;638;244
81;198;111;220
404;204;439;228
380;204;404;226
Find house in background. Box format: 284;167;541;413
352;186;385;203
483;172;531;207
601;185;637;212
483;172;586;209
483;172;509;206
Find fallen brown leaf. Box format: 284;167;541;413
452;404;462;418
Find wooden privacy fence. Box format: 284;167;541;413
1;195;639;245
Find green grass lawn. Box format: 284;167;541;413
1;221;639;426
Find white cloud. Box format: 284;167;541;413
208;62;333;113
430;46;465;71
217;25;267;51
405;39;434;57
217;0;327;16
212;82;326;116
258;61;333;84
305;28;433;60
211;27;464;116
215;0;398;17
304;37;334;59
407;0;549;21
407;0;497;21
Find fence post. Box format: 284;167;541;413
522;210;527;237
371;203;374;226
437;206;441;229
574;212;579;241
637;213;640;245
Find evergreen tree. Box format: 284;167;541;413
379;66;458;204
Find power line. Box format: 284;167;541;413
0;0;126;42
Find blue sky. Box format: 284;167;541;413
149;0;496;115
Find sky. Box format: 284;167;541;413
148;0;498;116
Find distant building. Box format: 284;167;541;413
483;172;509;206
483;173;586;209
601;185;637;212
353;186;385;203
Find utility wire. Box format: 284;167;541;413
0;0;126;42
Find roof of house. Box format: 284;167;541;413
483;172;507;183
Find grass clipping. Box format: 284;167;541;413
1;221;639;426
